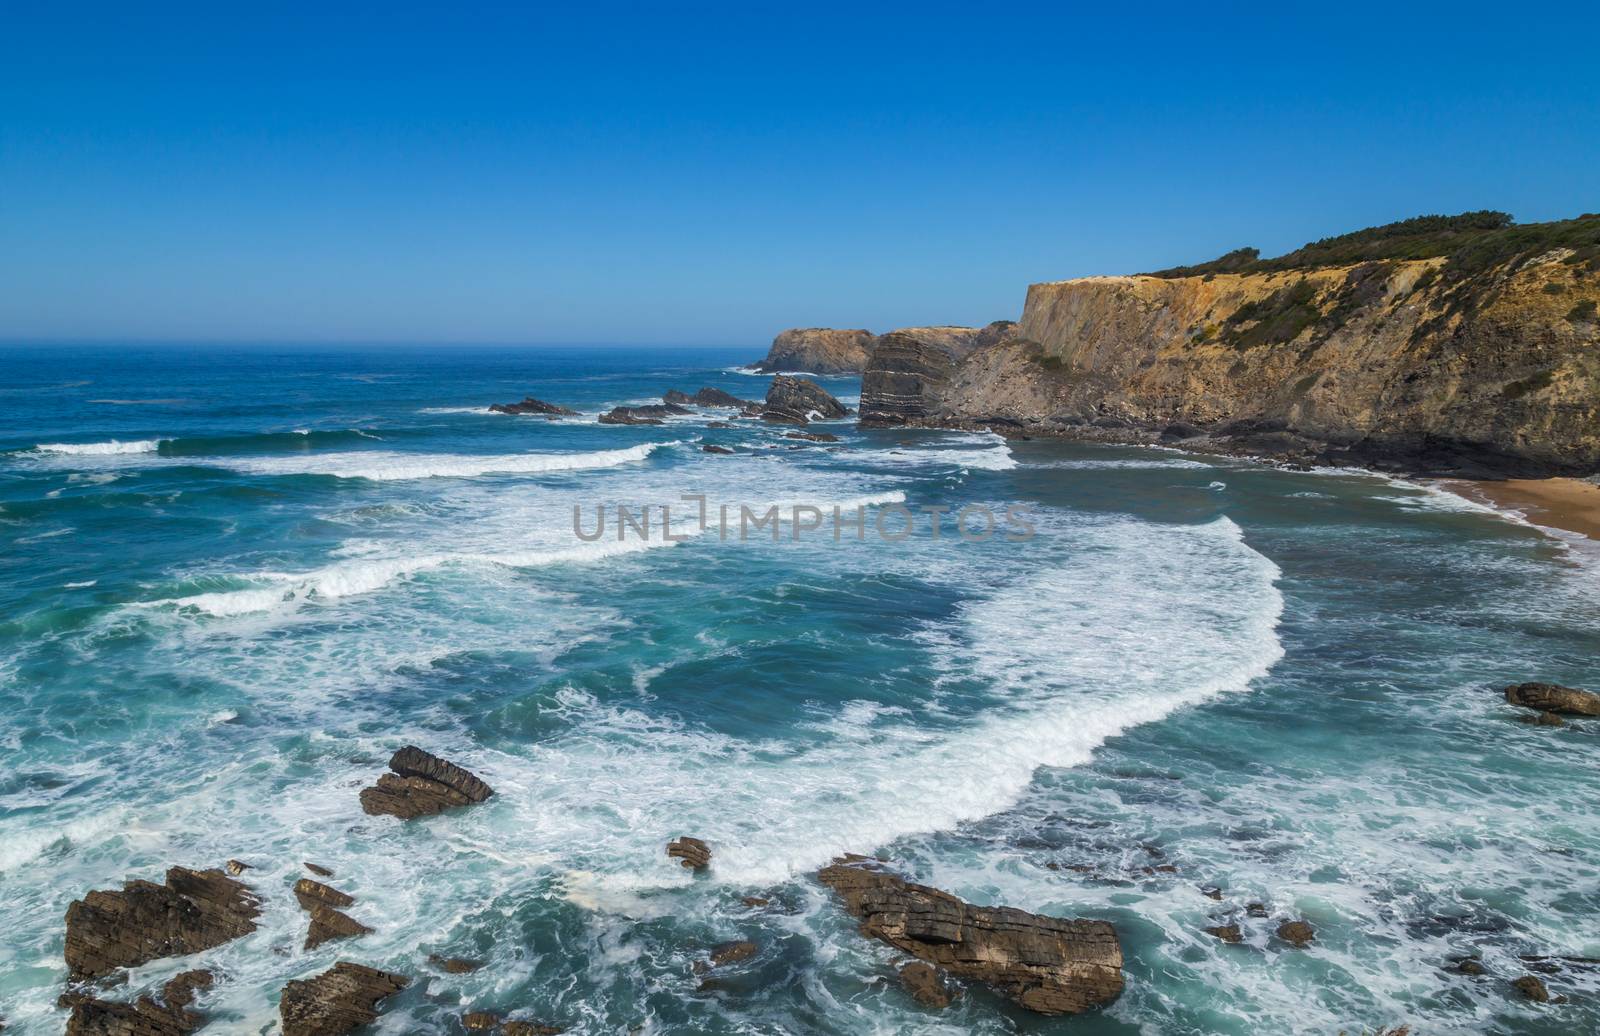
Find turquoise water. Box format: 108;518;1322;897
1;345;1596;1035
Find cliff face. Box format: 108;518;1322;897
862;251;1600;476
754;322;1015;375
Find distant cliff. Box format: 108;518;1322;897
860;213;1600;477
753;322;1015;374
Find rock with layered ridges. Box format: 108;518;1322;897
762;376;850;425
488;397;578;417
598;403;690;425
859;331;972;426
1505;682;1600;716
359;746;493;820
64;868;261;980
279;962;408;1036
65;970;213;1036
817;858;1123;1015
294;879;354;911
667;836;711;870
755;328;878;374
899;961;956;1008
665;387;756;409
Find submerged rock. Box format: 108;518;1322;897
702;444;734;454
667;837;711;870
65;970;214;1036
1505;682;1600;717
1519;711;1566;727
65;868;261;980
665;387;756;409
708;940;758;967
1511;974;1551;1002
784;431;840;443
899;962;956;1008
359;746;493;820
489;397;578;417
278;962;408;1036
1276;920;1315;948
428;954;484;974
304;862;334;878
762;376;850;425
598;403;690;425
817;857;1123;1015
1204;924;1243;944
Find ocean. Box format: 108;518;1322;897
0;344;1595;1034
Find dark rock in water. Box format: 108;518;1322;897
359;746;493;820
1450;956;1488;976
598;403;690;425
65;970;213;1036
428;954;484;974
1276;920;1315;948
502;1023;566;1036
702;445;734;454
740;896;770;908
225;860;251;877
1199;885;1223;901
708;940;758;967
1246;902;1269;918
665;387;756;409
1511;974;1551;1002
784;431;840;442
1519;711;1566;727
817;857;1123;1016
463;1012;502;1031
304;862;334;878
279;962;408;1036
294;879;354;911
899;962;956;1008
65;867;261;980
489;397;578;417
707;420;734;429
762;375;850;425
304;905;373;951
1505;682;1600;717
667;836;711;870
1204;924;1243;944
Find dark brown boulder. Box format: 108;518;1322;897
304;862;334;877
1512;974;1551;1002
359;746;493;820
463;1012;502;1031
817;858;1123;1016
1505;682;1600;717
762;376;850;425
1519;711;1566;727
294;879;354;911
667;836;711;870
899;962;956;1008
428;954;483;974
708;940;758;967
1276;920;1315;948
279;962;407;1036
65;971;213;1036
488;397;578;417
1204;924;1243;944
65;868;261;980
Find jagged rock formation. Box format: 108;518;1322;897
488;397;579;417
278;962;408;1036
666;836;711;870
64;868;261;979
753;323;1016;375
860;214;1600;477
761;376;850;425
664;387;757;410
65;971;213;1036
598;403;690;425
817;857;1123;1016
1505;682;1600;716
294;879;371;951
359;746;494;820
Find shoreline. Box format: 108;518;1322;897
1438;477;1600;541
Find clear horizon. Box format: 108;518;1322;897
4;2;1598;346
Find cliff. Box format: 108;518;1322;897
754;322;1015;374
861;213;1600;477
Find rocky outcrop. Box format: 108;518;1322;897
279;962;408;1036
489;397;578;417
755;329;877;374
428;954;483;974
762;376;850;425
598;403;690;426
858;214;1600;476
1505;682;1600;716
359;746;493;820
1276;920;1315;948
666;836;711;871
784;431;839;443
899;962;956;1008
817;857;1123;1016
664;388;757;410
294;881;371;951
65;868;261;979
65;971;213;1036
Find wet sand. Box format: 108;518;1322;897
1444;477;1600;540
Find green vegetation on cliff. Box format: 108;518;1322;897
1146;212;1600;280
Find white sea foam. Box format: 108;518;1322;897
30;439;162;456
416;406;494;414
851;444;1017;471
219;441;678;481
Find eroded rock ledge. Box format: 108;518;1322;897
279;962;408;1036
816;857;1124;1015
64;868;261;980
359;746;494;820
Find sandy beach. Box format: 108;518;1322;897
1444;477;1600;541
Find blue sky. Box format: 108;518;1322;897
3;2;1597;347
